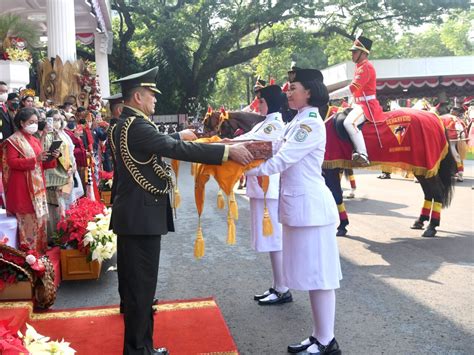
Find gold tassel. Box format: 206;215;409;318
190;163;196;176
262;206;273;236
227;215;236;245
194;221;205;259
229;192;239;220
217;190;225;209
173;187;181;209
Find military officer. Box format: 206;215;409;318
110;67;253;355
247;68;342;354
231;84;291;305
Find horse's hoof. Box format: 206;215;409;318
422;228;437;238
336;228;347;237
410;221;424;230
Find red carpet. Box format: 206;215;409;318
0;298;238;354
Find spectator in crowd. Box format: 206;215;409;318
20;95;35;109
1;108;59;253
6;93;20;138
43;110;74;235
0;81;11;141
64;113;88;194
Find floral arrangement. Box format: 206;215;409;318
77;61;102;112
83;208;117;263
98;171;113;192
0;320;75;354
0;242;45;291
55;198;105;251
55;198;116;262
3;47;32;63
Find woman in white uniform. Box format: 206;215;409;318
246;69;342;354
233;85;291;305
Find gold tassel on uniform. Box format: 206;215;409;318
194;219;205;259
229;192;239;220
227;215;236;245
262;205;273;237
217;189;225;209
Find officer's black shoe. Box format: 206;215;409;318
152;347;169;355
287;336;316;353
258;290;292;305
254;288;275;300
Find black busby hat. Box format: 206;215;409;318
113;67;161;94
349;36;372;54
7;93;19;101
287;67;324;83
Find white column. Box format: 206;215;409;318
46;0;77;62
94;33;111;98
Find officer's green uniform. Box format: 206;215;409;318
111;67;227;355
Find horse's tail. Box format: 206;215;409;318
438;140;457;207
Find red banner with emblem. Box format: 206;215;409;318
323;108;449;178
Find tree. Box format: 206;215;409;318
107;0;469;113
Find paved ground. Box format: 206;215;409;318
55;161;473;354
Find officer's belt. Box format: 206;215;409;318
355;95;376;103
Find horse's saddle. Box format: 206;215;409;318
332;108;366;141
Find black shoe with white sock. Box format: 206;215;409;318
288;337;341;354
253;287;275;300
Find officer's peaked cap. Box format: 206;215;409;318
113;67;161;94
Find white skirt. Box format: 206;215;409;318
249;198;282;252
282;223;342;290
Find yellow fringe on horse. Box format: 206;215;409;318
194;220;205;259
229;192;238;220
190;163;196;176
227;215;236;245
217;190;225;209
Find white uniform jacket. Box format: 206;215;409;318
246;107;338;227
234;112;284;200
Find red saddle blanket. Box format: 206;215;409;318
323;108;449;178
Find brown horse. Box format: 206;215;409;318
201;109;265;138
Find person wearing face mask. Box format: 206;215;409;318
1;108;59;253
64;113;87;195
43;110;73;235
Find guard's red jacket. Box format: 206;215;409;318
350;59;384;122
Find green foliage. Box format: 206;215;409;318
0;14;39;51
109;0;471;113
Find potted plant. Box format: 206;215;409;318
0;14;39;89
98;170;113;206
54;198;116;280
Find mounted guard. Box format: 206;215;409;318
329;34;384;166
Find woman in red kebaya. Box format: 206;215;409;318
1;108;59;253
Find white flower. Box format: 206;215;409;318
25;254;37;265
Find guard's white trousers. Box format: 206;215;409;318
343;104;368;156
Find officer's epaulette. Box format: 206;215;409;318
300;123;312;132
